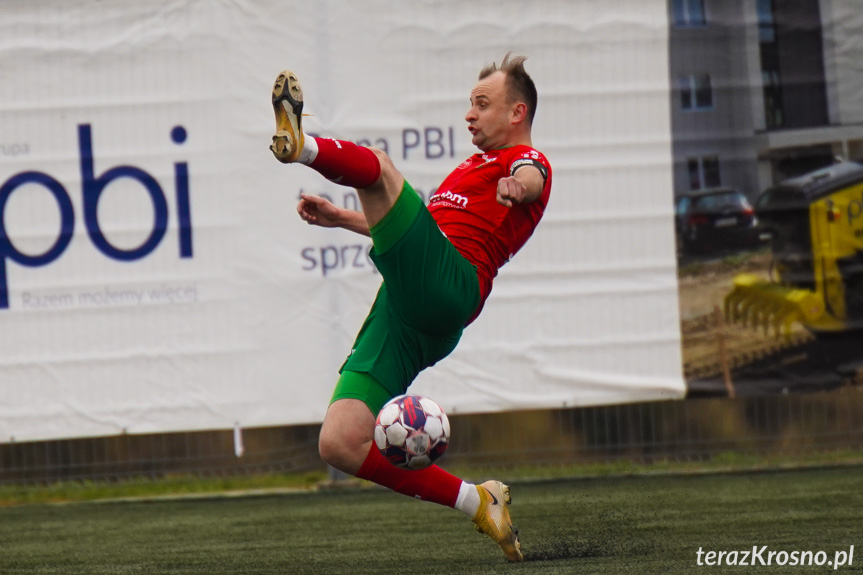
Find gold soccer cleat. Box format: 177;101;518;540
270;70;304;163
472;480;523;562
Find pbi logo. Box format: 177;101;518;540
0;124;192;309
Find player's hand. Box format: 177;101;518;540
496;176;528;208
297;193;342;228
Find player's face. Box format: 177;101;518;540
465;71;514;152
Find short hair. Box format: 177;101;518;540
478;53;538;125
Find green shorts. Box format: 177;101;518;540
332;181;480;414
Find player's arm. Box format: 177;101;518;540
297;193;371;237
496;163;547;208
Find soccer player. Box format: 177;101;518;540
271;54;551;562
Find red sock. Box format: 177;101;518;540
355;443;462;508
309;137;381;188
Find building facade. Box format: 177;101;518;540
669;0;863;199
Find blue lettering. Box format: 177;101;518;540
320;246;339;276
299;244;378;276
301;247;316;271
402;127;455;160
79;124;169;260
424;127;445;159
402;128;420;160
172;126;193;258
342;191;359;211
0;123;192;309
448;125;454;158
0;172;75;308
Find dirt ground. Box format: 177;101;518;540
676;250;802;381
677;250;772;321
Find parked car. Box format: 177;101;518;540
675;188;763;255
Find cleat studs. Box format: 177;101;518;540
270;131;296;162
269;71;303;162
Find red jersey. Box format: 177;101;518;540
428;145;552;320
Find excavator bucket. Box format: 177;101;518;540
723;273;825;338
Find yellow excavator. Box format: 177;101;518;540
724;162;863;338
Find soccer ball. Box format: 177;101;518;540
374;395;450;470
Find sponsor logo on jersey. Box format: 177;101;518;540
429;189;468;208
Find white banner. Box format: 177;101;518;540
0;0;683;443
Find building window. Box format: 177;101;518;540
688;156;721;190
757;0;775;42
680;75;713;110
762;70;784;128
757;0;784;128
671;0;706;26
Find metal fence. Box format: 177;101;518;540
3;385;863;484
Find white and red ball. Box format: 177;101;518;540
374;395;450;470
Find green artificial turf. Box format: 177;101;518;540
1;466;861;574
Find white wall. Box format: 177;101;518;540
0;0;683;443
